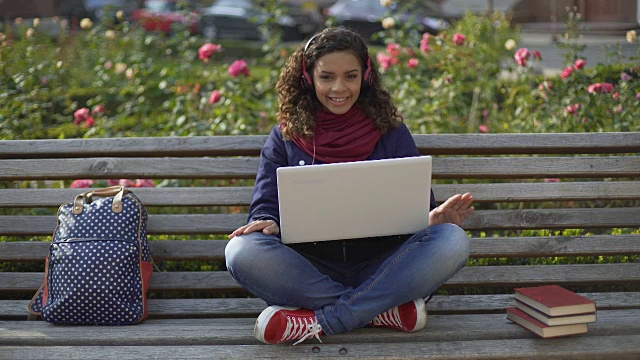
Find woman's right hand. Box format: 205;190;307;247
228;220;280;238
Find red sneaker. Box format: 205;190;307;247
368;298;428;332
254;306;323;345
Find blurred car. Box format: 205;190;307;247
326;0;449;42
82;0;137;21
132;0;201;35
199;0;323;41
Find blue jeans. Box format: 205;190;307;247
225;223;470;335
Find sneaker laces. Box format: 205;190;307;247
280;315;323;345
371;307;403;329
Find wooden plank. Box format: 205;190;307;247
2;181;639;208
0;213;247;236
2;264;640;293
2;133;637;159
3;335;640;359
3;234;639;262
0;136;268;159
1;310;640;346
433;181;640;202
2;156;640;181
3;207;639;236
0;187;255;207
0;157;261;181
462;207;640;231
413;132;640;155
470;234;640;257
4;292;639;320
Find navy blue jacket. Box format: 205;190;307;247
248;123;437;233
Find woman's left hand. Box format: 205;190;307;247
429;192;474;227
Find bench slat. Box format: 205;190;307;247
0;136;268;158
2;208;639;236
414;132;640;155
4;292;639;320
1;133;637;158
0;187;255;207
2;181;639;208
2;234;639;262
2;156;640;181
4;335;640;359
3;264;639;292
1;311;639;346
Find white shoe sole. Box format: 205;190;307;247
254;306;299;344
411;299;428;332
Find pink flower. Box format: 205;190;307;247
420;33;431;53
118;179;134;187
209;89;221;104
479;124;489;133
533;50;542;60
613;92;620;101
198;43;222;62
452;33;466;46
84;117;95;128
636;93;640;100
407;58;419;68
70;179;95;188
107;179;120;186
376;52;393;71
514;48;530;67
565;104;580;115
613;105;624;113
74;108;90;125
587;82;614;94
538;81;553;92
544;178;560;183
386;43;402;57
561;66;574;79
134;179;155;188
92;104;105;114
621;72;632;82
574;59;587;69
104;61;113;70
482;109;489;118
228;59;250;78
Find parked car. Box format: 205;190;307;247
82;0;137;21
326;0;449;42
131;0;200;35
199;0;323;41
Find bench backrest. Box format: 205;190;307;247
1;132;639;318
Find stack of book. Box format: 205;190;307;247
506;285;597;338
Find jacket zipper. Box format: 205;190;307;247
342;241;347;262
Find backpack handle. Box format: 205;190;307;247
73;186;131;215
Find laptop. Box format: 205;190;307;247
276;156;432;244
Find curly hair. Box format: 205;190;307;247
277;27;403;140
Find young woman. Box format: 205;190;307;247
225;27;474;345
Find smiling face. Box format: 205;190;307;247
312;51;363;115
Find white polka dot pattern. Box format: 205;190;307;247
29;191;152;325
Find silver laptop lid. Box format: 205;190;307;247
277;156;432;244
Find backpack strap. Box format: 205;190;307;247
73;186;131;214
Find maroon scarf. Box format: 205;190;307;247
290;106;382;164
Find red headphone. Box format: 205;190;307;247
300;33;373;89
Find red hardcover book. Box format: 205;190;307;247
506;307;589;338
514;285;596;317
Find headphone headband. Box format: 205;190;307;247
300;31;373;89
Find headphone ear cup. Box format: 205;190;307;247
301;54;313;89
363;55;372;87
301;72;312;89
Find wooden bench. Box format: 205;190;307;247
1;132;639;359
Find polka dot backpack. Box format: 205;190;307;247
28;186;153;325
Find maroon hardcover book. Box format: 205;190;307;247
506;307;589;338
514;285;596;316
